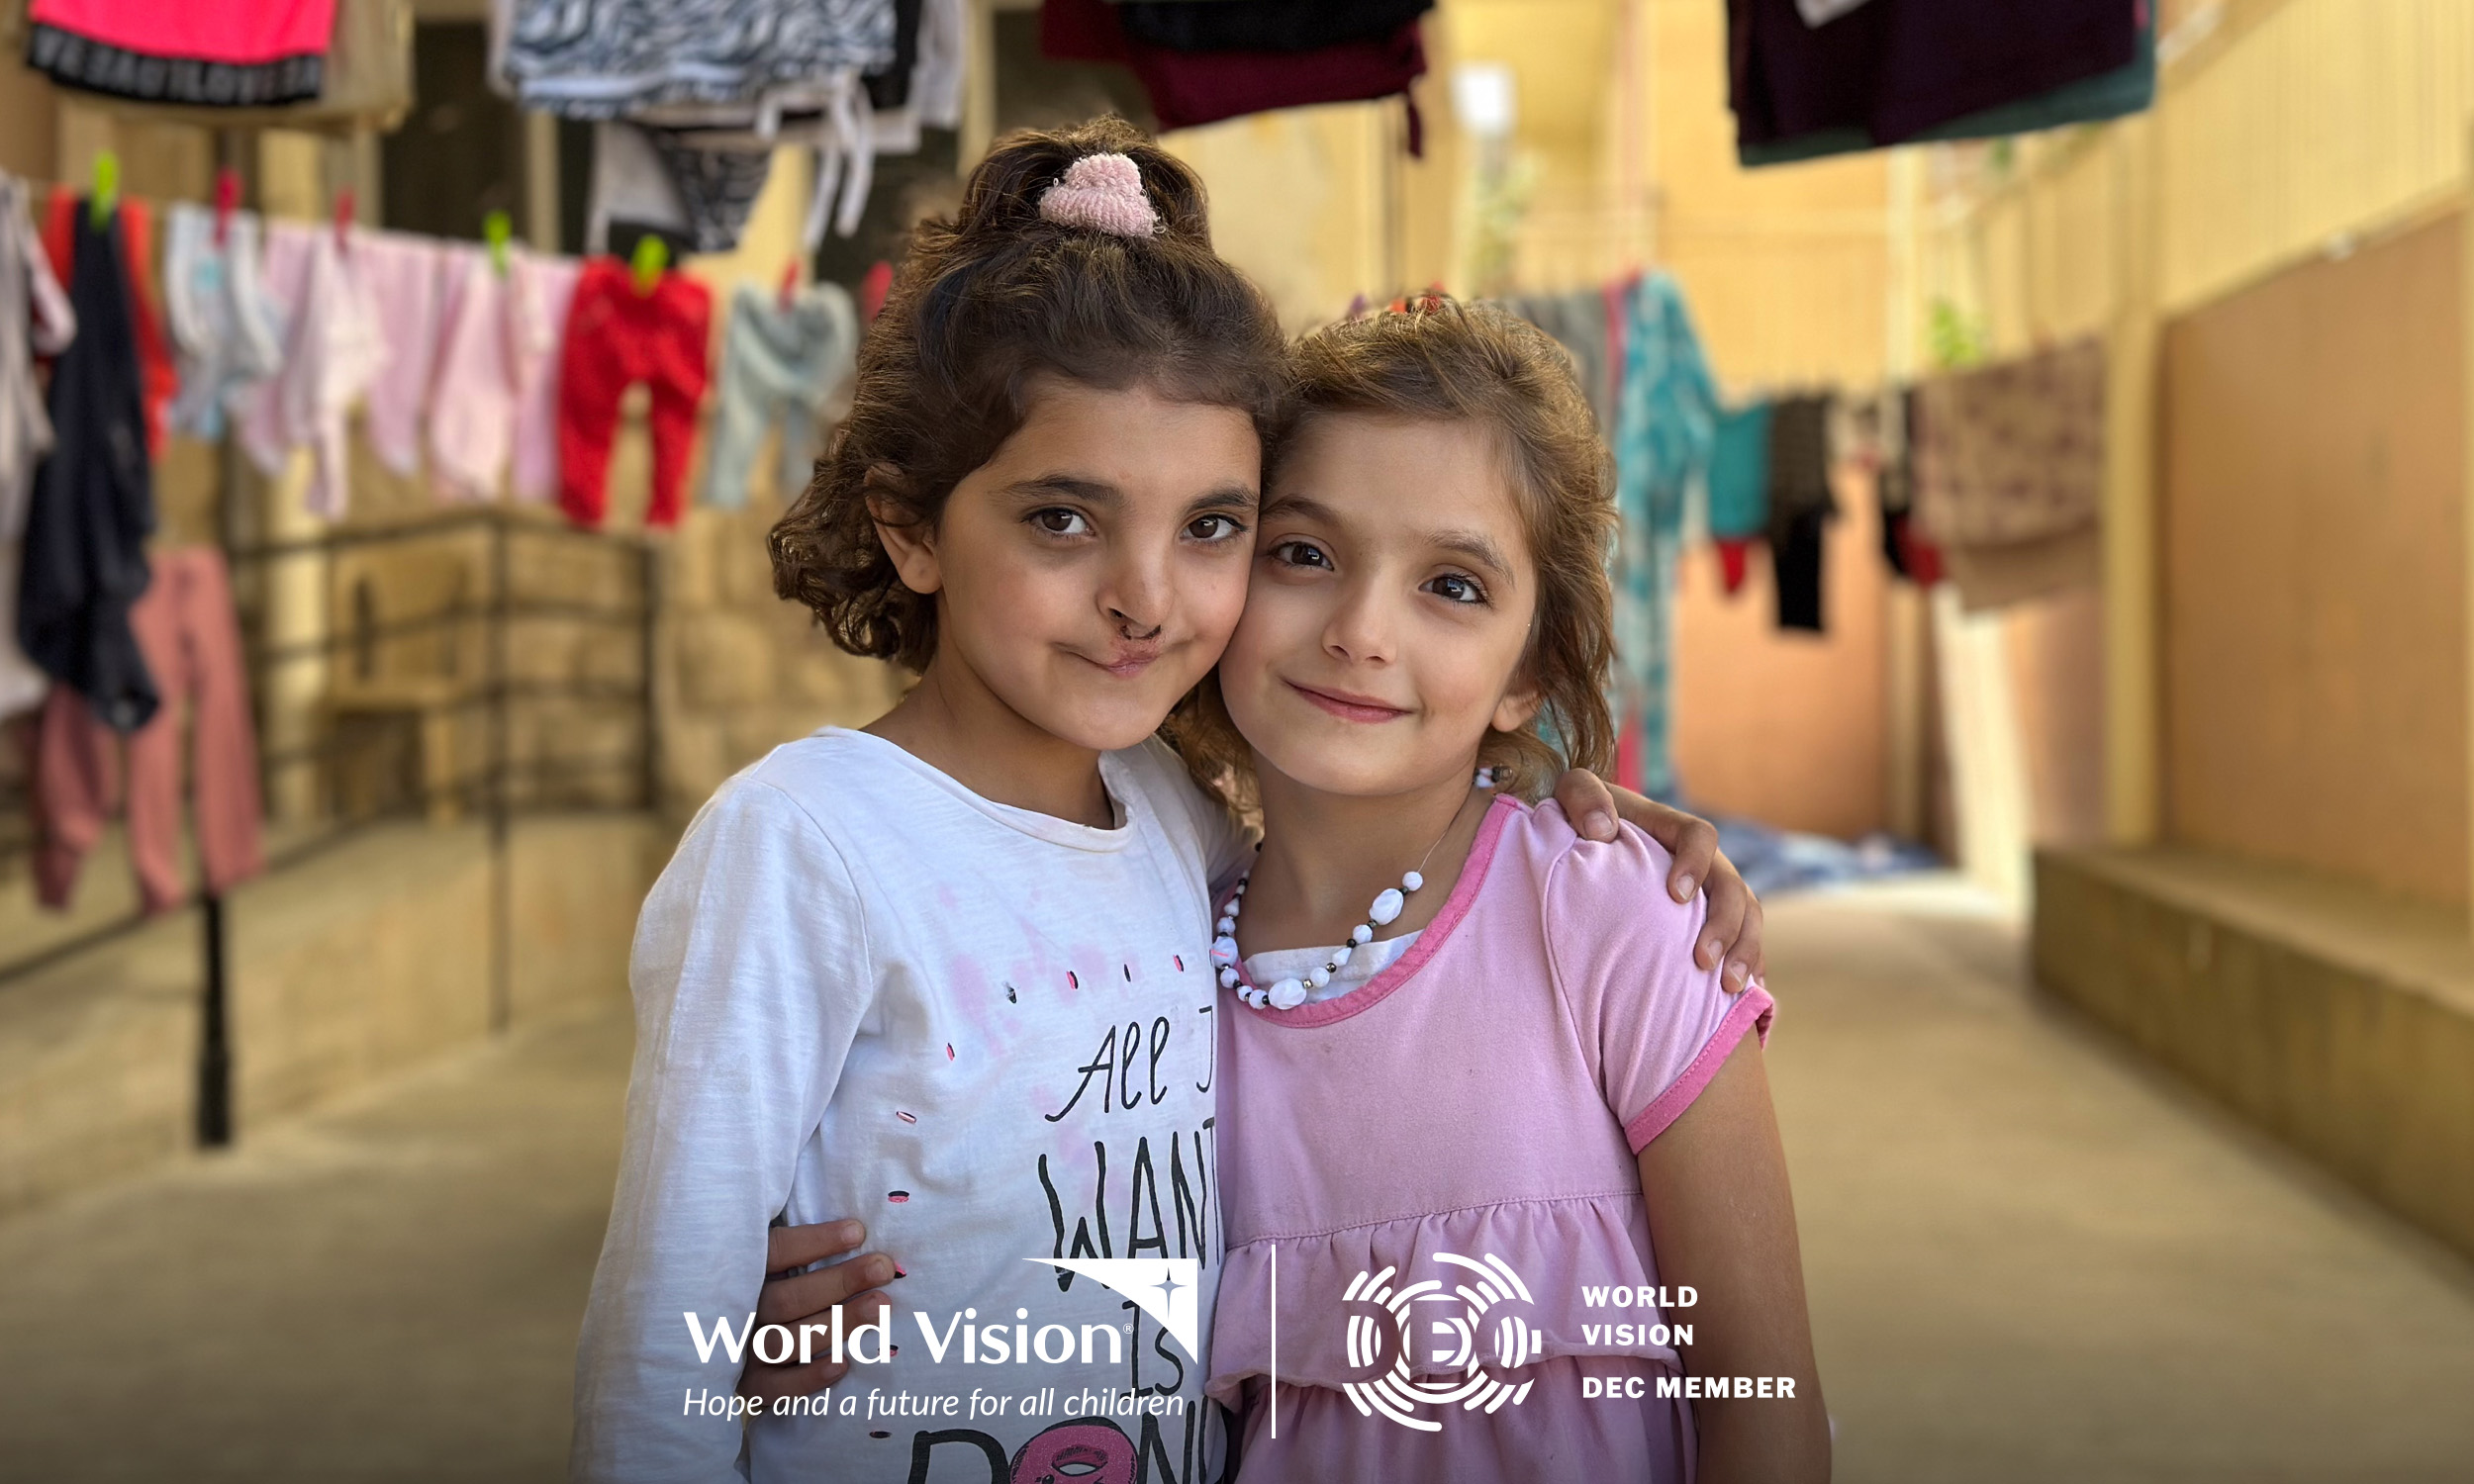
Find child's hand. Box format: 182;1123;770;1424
737;1220;902;1403
1551;771;1765;994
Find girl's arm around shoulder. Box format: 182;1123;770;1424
574;775;878;1481
1636;1038;1830;1483
1538;812;1773;1154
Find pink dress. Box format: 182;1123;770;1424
1206;794;1774;1483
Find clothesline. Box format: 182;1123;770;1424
2;167;862;528
1501;269;2107;798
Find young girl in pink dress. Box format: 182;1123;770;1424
1193;299;1830;1482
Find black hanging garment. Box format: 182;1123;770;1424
18;205;157;732
863;0;924;109
1763;392;1834;633
1114;0;1435;52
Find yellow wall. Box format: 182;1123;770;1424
1918;0;2474;905
1647;0;1891;390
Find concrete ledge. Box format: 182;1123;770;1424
0;814;664;1218
2033;847;2474;1259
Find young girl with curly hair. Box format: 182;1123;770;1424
571;121;1762;1484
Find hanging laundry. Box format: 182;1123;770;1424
425;247;522;504
705;280;857;510
1763;393;1833;526
641;127;778;255
1763;392;1834;633
2;172;77;721
19;201;156;733
867;0;965;157
558;257;713;530
27;0;412;130
43;188;177;457
496;0;896;119
863;0;923;111
26;0;337;107
1746;23;2155;167
1876;384;1942;585
1041;0;1427;137
162;204;281;441
357;230;450;479
1771;508;1828;631
591;114;864;252
32;548;263;914
1506;291;1614;432
419;243;576;506
1707;401;1773;541
1828;390;1883;472
1605;271;1718;797
239;222;387;519
858;260;894;324
623;67;888;242
587;123;691;255
1715;538;1754;597
1913;337;2103;611
1612;275;1721;544
510;251;583;505
1728;0;2147;166
1113;0;1433;53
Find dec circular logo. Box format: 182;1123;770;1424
1336;1252;1540;1432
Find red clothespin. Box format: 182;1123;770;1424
213;166;238;247
333;187;355;251
778;259;800;310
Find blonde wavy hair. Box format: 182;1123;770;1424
1167;296;1618;812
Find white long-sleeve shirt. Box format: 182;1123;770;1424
572;729;1241;1482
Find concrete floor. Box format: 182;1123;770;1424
1;879;2471;1481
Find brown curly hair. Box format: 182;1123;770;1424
769;117;1287;673
1168;297;1618;807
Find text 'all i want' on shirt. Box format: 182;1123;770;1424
572;727;1251;1484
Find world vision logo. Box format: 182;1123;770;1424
1338;1252;1539;1431
1027;1257;1202;1359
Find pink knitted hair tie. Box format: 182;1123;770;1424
1038;152;1161;238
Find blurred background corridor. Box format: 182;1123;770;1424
4;0;2473;1478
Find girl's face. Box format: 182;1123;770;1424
899;376;1262;753
1219;414;1542;798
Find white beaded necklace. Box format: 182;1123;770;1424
1213;769;1497;1010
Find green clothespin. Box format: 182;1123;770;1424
630;233;669;296
483;209;513;276
89;151;119;231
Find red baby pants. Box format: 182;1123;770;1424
557;257;712;529
35;548;264;913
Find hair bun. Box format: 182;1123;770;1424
1038;152;1162;239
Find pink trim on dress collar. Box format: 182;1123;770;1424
1222;792;1523;1029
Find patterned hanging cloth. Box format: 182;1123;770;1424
1605;272;1718;797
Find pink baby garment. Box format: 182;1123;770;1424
1207;795;1774;1484
425;246;516;503
508;251;581;504
240;223;386;518
357;230;448;478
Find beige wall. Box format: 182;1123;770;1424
2161;210;2468;905
0;816;661;1218
1672;466;1891;838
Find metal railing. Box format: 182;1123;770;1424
0;507;660;1146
